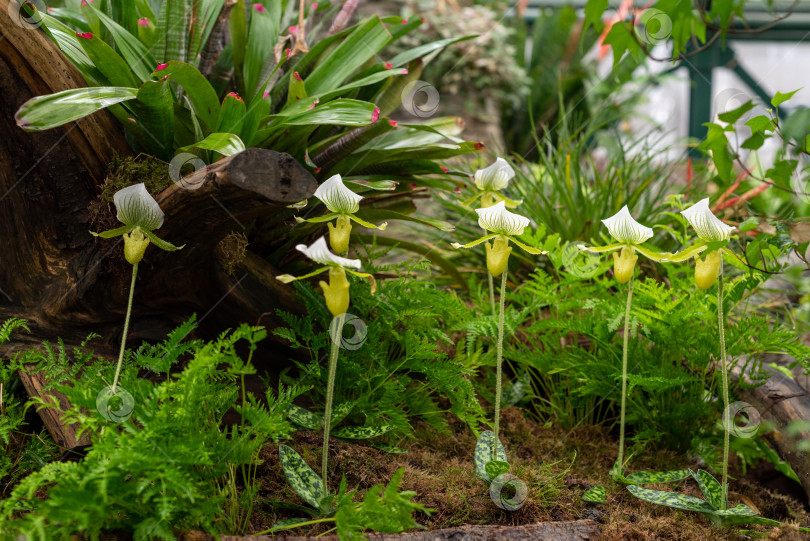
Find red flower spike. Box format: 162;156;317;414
138;17;150;27
440;166;448;173
293;72;303;81
289;25;298;35
312;3;318;9
389;120;398;127
454;186;461;193
410;183;417;188
401;19;407;24
400;69;408;74
474;142;485;150
155;63;169;71
263;90;271;99
228;92;243;102
384;62;392;69
46;6;53;12
76;32;93;39
371;107;380;123
309;99;319;110
420;16;425;23
285;48;292;58
253;3;266;12
315;167;322;173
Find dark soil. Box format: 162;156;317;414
252;407;810;540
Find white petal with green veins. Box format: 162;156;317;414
680;198;734;242
313;174;363;214
114;183;164;230
474;157;514;191
475;201;530;236
295;236;361;269
602;206;653;245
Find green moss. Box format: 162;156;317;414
100;155;171;204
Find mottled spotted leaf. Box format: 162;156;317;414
332;425;394;439
268;517;313;532
716;512;780;528
714;503;757;517
287;404;321;430
474;431;507;482
625;469;691;485
371;443;408;454
485;460;510;480
690;469;725;510
279;444;325;508
627;485;715;514
582;485;607;503
331;401;356;425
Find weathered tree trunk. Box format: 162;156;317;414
728;357;810;501
0;3;317;446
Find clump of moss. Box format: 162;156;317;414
99;154;171;204
217;233;249;276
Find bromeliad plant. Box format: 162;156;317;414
451;201;545;485
276;236;375;489
92;183;182;391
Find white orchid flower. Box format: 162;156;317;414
463;157;522;209
452;201;545;276
680;198;735;243
92;183;182;265
664;199;735;290
276;236;376;316
296;174;387;253
579;205;671;284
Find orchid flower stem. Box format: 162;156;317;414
718;265;729;511
617;274;634;473
322;313;343;489
492;271;507;461
112;263;138;393
487;271;496;313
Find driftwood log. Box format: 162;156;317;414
180;520;601;541
0;3;317;448
728;357;810;500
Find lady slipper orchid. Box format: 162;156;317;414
452;201;545;276
276;236;375;317
92;183;183;265
296;174;387;254
464;157;522;209
580;205;670;284
674;198;735;290
91;183;182;393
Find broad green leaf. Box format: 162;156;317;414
741;132;766;150
193;0;227;58
332;425;394;439
279;444;324;509
717;101;755;124
582;485;607;503
331;401;355;426
690;469;724;510
40;14;105;85
627;485;715;514
76;32;138;88
388;35;476;68
354;209;455;232
484;460;510;480
153;61;220;131
266;100;378;128
624;469;691;485
287;404;321;430
16;87;138;131
177;133;245;156
745;115;774;134
474;431;507;482
133;77;175;159
772;89;800;108
217;92;247;134
244;1;280;99
85;4;157;82
229;0;247;69
286;71;308;108
584;0;609;31
699;123;734;182
305;16;391;95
